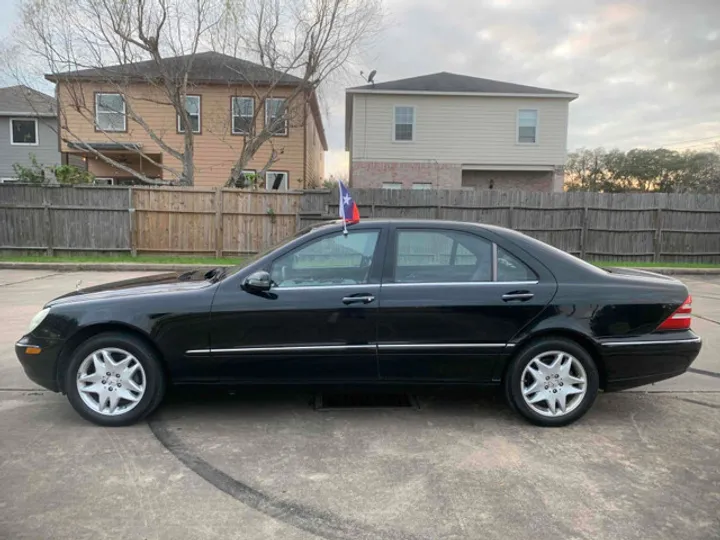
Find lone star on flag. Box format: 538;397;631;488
338;180;360;229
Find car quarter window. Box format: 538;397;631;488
270;230;380;288
497;246;537;282
394;230;492;283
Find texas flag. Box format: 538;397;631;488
338;180;360;227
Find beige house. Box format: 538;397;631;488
46;52;327;188
345;72;577;192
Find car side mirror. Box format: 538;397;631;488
243;270;272;292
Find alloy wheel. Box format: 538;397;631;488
520;350;587;417
76;347;146;416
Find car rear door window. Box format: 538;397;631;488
394;230;492;283
497;247;537;282
270;230;380;287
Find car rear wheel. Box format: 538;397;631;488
505;337;599;427
64;332;165;427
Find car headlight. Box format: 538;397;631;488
27;308;50;334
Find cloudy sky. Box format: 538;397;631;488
3;0;718;177
322;0;720;175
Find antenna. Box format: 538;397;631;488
367;69;377;86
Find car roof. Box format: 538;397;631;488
309;218;493;231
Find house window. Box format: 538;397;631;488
382;182;402;190
232;97;254;134
266;171;288;191
95;93;126;132
393;105;415;141
10;119;38;145
265;98;288;135
177;95;201;133
518;109;538;143
412;183;432;190
238;169;257;188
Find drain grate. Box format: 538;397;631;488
315;392;417;410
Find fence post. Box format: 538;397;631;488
42;189;53;256
580;205;589;259
128;187;137;257
507;205;514;229
653;205;663;263
370;189;376;218
215;187;224;258
435;190;442;220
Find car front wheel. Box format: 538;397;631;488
505;337;599;427
64;332;165;426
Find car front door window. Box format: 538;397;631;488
271;230;380;287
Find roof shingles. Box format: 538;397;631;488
46;51;303;85
348;71;576;96
0;85;57;116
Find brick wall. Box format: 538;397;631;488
553;166;565;191
351;161;461;189
351;161;564;192
460;170;554;192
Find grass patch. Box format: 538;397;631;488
593;261;720;269
0;254;245;265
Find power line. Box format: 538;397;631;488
672;140;720;150
661;135;720;148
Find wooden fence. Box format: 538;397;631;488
1;185;719;263
299;189;720;264
0;185;303;257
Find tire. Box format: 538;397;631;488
64;332;166;427
504;337;599;427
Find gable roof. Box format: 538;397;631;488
348;71;577;98
0;85;57;116
45;51;327;151
45;51;304;86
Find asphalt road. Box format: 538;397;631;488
1;270;719;540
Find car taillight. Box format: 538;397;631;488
657;295;692;331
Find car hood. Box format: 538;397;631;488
45;269;220;307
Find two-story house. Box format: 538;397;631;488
0;86;60;181
46;51;327;188
345;72;577;192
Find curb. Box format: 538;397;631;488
607;268;720;276
1;261;719;276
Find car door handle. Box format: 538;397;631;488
342;294;375;305
502;291;534;302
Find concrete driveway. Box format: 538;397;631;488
1;270;719;540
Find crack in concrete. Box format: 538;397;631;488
676;397;720;410
693;313;720;326
148;416;428;540
687;367;720;380
0;272;62;287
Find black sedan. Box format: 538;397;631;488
16;219;701;427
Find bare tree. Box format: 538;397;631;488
7;0;224;185
216;0;382;187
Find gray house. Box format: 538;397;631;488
0;85;60;181
346;72;577;192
